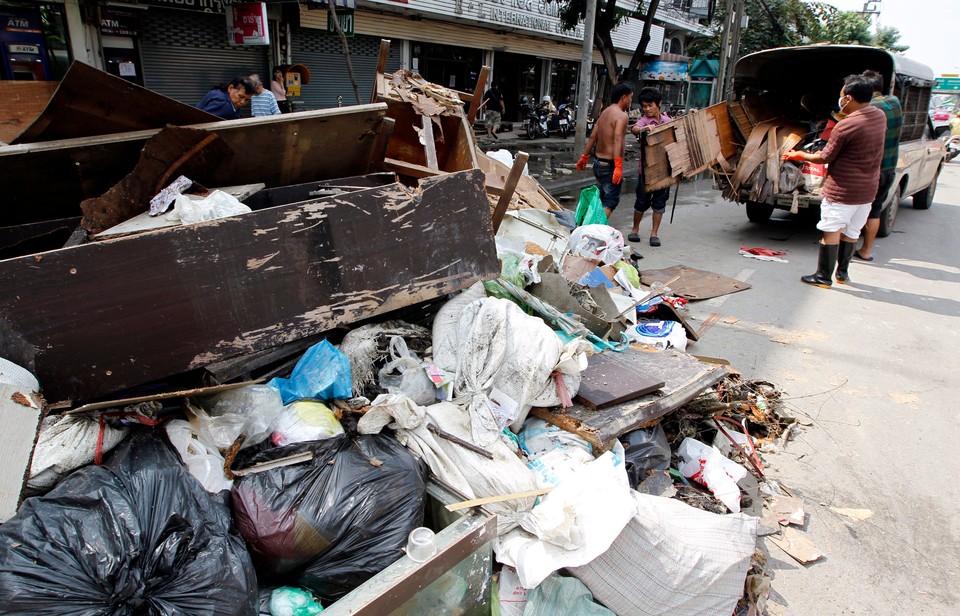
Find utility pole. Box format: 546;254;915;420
574;0;597;158
715;0;745;104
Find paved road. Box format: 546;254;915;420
590;162;960;614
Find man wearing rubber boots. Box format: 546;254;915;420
576;82;634;218
783;73;886;288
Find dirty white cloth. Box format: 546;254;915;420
567;224;624;265
494;450;636;588
29;415;129;492
433;294;573;443
570;492;758;616
357;395;539;534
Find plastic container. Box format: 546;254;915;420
406;527;437;562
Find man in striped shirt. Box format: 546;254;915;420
855;70;903;262
249;74;282;117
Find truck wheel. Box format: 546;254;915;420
877;184;900;238
912;165;941;210
746;201;774;223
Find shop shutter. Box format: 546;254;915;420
290;31;400;111
139;8;270;111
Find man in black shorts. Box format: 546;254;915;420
628;87;672;246
576;82;634;217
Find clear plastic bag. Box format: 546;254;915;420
270;400;344;447
378;336;436;406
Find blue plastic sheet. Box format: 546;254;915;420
268;340;352;404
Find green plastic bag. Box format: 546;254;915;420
575;186;608;226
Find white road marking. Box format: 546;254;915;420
705;268;755;308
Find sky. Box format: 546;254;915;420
821;0;958;76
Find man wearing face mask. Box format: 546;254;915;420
783;74;886;288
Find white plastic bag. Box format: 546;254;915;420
198;384;285;449
378;336;436;406
358;395;540;535
166;189;252;225
165;419;234;493
568;224;624;265
678;437;748;512
270;400;345;447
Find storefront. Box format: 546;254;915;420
0;1;70;81
494;51;541;122
99;6;142;85
640;55;689;112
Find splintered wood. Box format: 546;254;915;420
662;111;723;179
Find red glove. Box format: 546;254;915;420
612;157;623;184
576;154;590;171
782;151;806;162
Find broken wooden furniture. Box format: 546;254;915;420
12;61;218;145
0;103;394;247
0;168;498;405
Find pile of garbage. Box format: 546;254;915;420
0;187;808;614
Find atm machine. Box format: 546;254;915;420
1;7;51;80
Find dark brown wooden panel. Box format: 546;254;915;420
0;104;389;226
575;350;665;410
0;81;58;144
0;169;497;404
12;62;218;144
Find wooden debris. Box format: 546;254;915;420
575;350;666;410
767;527;825;564
446;487;554;512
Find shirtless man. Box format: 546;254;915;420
576;82;634;217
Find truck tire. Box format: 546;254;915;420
912;164;941;210
746;201;774;223
877;184;900;238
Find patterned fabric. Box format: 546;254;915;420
251;90;281;116
871;94;903;172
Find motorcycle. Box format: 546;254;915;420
521;97;571;139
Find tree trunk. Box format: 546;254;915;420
328;4;362;104
626;0;661;78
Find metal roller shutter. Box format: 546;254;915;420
139;8;270;110
291;31;400;111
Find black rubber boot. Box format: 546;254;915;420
801;243;838;288
835;241;855;284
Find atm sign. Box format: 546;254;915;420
8;44;39;54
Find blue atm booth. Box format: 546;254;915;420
1;7;51;80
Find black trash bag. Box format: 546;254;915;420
232;434;428;604
621;424;672;489
0;430;258;615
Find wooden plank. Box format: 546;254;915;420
64;380;261;415
0;216;80;260
0;169;498;404
492;151;529;232
371;39;392;103
446;487;554;512
0;384;43;523
639;265;752;301
13;61;217;144
574;350;666;410
384;157;443;179
468;66;490;125
531;350;732;451
0;81;58;144
421;114;439;170
0;104;390;227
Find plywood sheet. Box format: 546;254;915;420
12;61;217;144
640;265;751;300
575;351;666;410
642;103;737;192
533;349;731;450
0;169;498;404
0;81;58;144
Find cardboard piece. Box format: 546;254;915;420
767;527;825;564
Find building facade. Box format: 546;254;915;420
1;0;712;117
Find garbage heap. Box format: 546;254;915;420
0;62;803;616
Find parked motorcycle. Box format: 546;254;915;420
521;95;571;139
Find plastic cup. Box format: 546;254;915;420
406;527;437;562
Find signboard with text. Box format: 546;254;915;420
227;2;269;45
328;8;355;37
935;77;960;92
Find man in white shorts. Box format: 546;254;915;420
783;73;886;288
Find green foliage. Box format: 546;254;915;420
688;0;907;60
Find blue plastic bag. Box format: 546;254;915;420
268;340;352;404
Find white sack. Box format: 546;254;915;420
28;415;129;491
570;492;758;616
443;297;564;443
494;450;636;588
357;395;540;534
432;282;487;372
